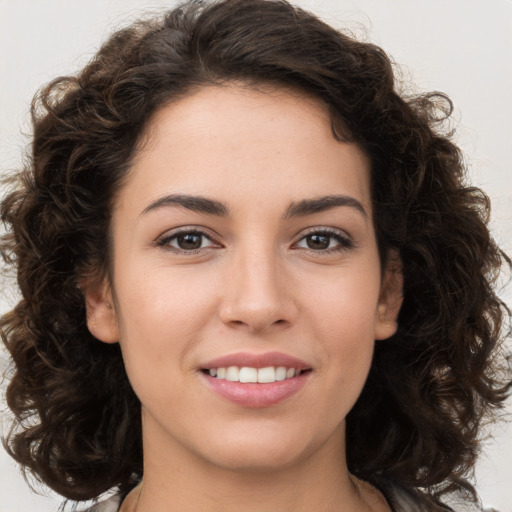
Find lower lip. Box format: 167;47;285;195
201;372;310;408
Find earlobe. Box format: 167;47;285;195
83;278;119;344
374;250;403;340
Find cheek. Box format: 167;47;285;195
116;259;211;322
112;264;218;369
315;296;377;374
303;269;381;387
305;266;381;338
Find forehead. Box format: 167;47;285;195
139;83;336;153
120;84;372;215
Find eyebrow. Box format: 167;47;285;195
283;195;367;219
140;193;367;219
141;194;230;217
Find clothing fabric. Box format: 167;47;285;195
79;495;120;512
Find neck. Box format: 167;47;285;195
123;420;389;512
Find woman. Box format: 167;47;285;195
1;0;509;511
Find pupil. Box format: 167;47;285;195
178;233;202;250
307;234;329;250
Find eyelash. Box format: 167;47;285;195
293;227;354;253
156;228;221;254
156;227;354;254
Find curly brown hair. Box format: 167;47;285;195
1;0;510;508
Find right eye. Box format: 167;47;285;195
157;229;219;253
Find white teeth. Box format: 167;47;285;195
257;366;276;383
207;365;305;383
239;367;258;383
275;366;287;381
226;366;239;381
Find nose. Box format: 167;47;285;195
219;244;298;333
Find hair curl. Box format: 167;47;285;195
1;0;510;508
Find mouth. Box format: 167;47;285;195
201;366;311;383
199;352;312;407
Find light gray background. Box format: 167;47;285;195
1;1;511;511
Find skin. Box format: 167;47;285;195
86;84;402;512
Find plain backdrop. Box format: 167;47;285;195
1;1;511;511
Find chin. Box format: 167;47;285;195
207;448;305;474
194;428;322;474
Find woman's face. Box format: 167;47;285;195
87;84;401;473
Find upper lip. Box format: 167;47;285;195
201;351;311;370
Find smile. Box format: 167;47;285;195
206;366;304;383
200;353;312;407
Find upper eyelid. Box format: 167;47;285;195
157;225;217;239
294;226;352;240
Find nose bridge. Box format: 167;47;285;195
220;235;294;331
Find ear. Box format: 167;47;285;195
83;278;119;344
374;249;403;340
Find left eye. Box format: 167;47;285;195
295;231;351;251
159;231;217;251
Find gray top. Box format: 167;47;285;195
80;495;120;512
